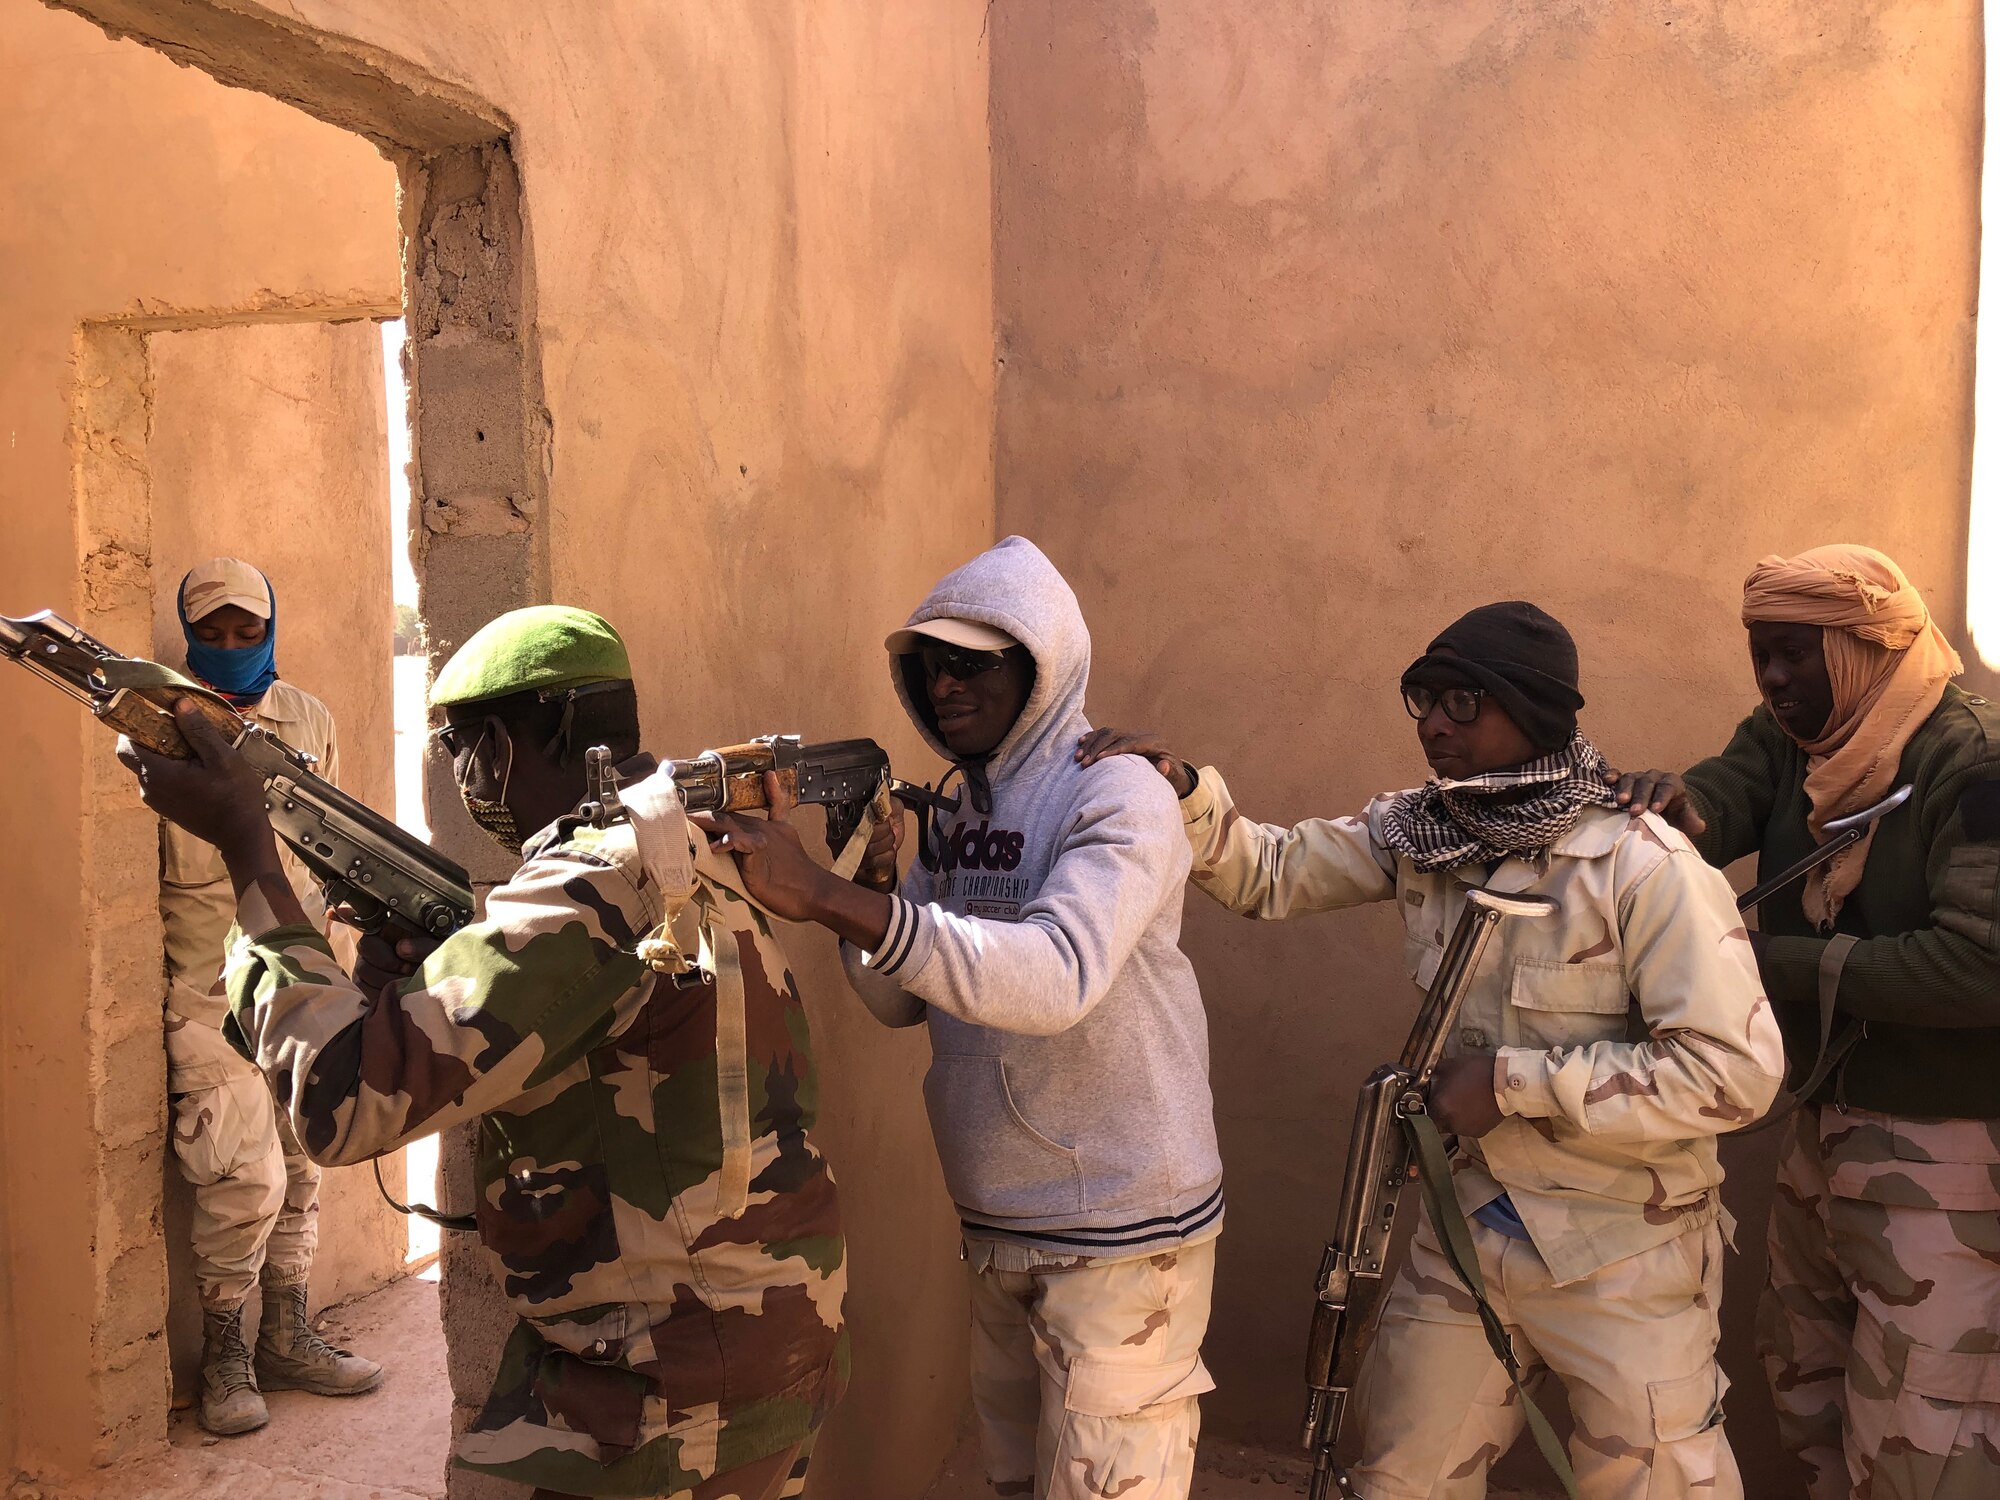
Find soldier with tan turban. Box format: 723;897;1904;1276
1614;544;2000;1500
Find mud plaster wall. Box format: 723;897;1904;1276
991;2;1979;1493
0;2;401;1475
32;2;997;1496
145;319;408;1394
322;8;995;1494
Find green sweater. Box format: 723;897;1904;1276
1682;685;2000;1118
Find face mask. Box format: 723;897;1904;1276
456;725;524;855
180;579;278;705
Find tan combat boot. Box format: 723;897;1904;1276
198;1300;269;1435
253;1279;385;1396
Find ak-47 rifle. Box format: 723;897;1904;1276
580;735;957;893
1301;886;1561;1500
3;609;474;943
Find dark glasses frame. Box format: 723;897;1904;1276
1402;683;1485;725
916;643;1010;682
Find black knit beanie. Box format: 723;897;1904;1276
1401;601;1585;753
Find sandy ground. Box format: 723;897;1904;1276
9;1261;1559;1499
11;1267;451;1500
920;1430;1560;1500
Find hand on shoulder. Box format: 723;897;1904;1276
1074;726;1196;799
1604;765;1706;838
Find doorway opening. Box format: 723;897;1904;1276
30;0;545;1484
382;315;442;1270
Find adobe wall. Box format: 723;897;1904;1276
990;2;1979;1494
0;2;401;1475
30;2;996;1495
145;319;408;1392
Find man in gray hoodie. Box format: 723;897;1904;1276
696;536;1223;1500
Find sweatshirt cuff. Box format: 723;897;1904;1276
1493;1047;1560;1120
859;894;934;979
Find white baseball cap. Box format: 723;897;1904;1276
884;617;1018;655
180;557;273;621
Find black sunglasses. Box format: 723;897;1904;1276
917;643;1010;682
1402;684;1485;725
431;721;481;758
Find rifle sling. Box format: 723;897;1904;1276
1405;1111;1580;1500
1737;931;1860;1136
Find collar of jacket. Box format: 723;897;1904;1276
1446;804;1650;886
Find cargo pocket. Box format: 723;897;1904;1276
1645;1364;1733;1499
1049;1356;1215;1500
169;1074;278;1185
1510;959;1628;1050
1866;1342;2000;1500
923;1055;1083;1217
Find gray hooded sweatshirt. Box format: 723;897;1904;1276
842;536;1223;1257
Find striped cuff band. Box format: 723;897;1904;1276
864;895;923;977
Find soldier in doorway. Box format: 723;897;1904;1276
121;606;844;1500
1612;544;2000;1500
1081;602;1784;1500
161;556;384;1435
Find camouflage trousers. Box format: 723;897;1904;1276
1349;1213;1737;1500
529;1432;814;1500
1758;1105;2000;1500
168;1021;320;1309
967;1236;1217;1500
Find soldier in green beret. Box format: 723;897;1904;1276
117;605;847;1500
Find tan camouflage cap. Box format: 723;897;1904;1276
180;557;272;621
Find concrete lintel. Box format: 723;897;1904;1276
42;0;508;153
86;299;403;334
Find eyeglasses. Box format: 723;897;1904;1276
431;721;480;758
917;643;1009;683
1402;684;1485;725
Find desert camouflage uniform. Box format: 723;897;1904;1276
1761;1106;2000;1500
1180;767;1784;1499
222;791;847;1499
1354;1213;1734;1498
162;679;338;1308
967;1236;1218;1500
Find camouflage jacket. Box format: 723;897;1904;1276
223;805;846;1498
1181;766;1784;1285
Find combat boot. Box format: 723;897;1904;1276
253;1279;385;1396
198;1300;269;1435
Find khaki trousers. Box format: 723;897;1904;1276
968;1238;1217;1500
168;1030;321;1308
1350;1214;1738;1500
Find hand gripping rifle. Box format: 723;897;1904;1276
580;735;957;894
1302;886;1561;1500
4;610;474;943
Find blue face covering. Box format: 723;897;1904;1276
179;573;278;705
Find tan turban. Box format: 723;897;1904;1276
1741;544;1962;928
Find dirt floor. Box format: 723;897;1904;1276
10;1266;450;1500
7;1265;1558;1499
921;1431;1560;1500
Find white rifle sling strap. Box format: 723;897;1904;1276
620;767;762;1216
826;784;889;884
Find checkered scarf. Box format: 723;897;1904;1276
1380;732;1618;872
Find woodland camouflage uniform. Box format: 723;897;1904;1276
222;610;846;1498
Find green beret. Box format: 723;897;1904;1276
430;605;631;708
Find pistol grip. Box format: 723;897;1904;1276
97;684;241;758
